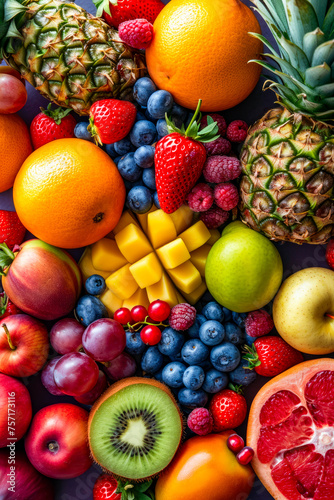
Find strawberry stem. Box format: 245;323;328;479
0;244;15;276
184;99;202;137
2;324;15;351
242;344;261;370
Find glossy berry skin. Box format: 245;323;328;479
85;274;106;296
41;357;64;396
147;90;173;119
0;292;21;319
188;314;206;338
118;153;142;181
227;434;245;454
158;327;184;357
202;369;229;394
148;300;171;322
224;322;243;345
178;388;208;408
142;167;156;190
209;389;247;431
0;210;26;250
141;346;164;373
30;109;76;149
155;133;207;213
153;191;161;208
53;352;99;396
162;361;187;388
0;74;27;113
202;302;224;322
113;136;134;156
131;305;148;323
183;365;205;390
130;120;157;148
210;342;240;372
199;320;225;346
134;145;155;168
229;361;257;387
181;339;210;366
76;295;108;327
232;311;247;328
156;119;169;137
75;370;108;405
140;325;162;345
133;77;157;106
82;318;126;362
74;121;93;141
102;0;164;29
50;318;84;355
127;186;153;214
93;473;121;500
326;238;334;269
114;307;132;325
104;352;136;380
236;447;254;465
89;99;137;145
125;330;146;355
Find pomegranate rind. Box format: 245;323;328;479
247;358;334;500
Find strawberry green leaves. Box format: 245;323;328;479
115;479;155;500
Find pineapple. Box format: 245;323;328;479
239;0;334;244
0;0;146;115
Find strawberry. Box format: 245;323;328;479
93;474;154;500
89;99;137;145
30;104;76;149
243;336;304;377
209;387;247;432
0;210;26;250
93;0;164;29
0;293;21;319
155;100;220;214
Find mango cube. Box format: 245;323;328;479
129;252;162;288
123;288;150;310
100;288;122;315
167;261;202;294
179;221;211;253
146;272;179;307
91;238;127;272
106;264;138;300
136;204;157;233
115;224;152;263
181;281;207;305
113;210;139;234
147;210;177;249
190;244;211;277
207;229;221;245
175;290;186;304
156;238;190;269
79;247;111;281
170;205;194;234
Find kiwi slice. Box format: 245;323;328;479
88;377;183;480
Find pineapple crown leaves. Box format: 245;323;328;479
0;0;27;57
249;0;334;120
165;99;220;143
0;243;15;276
115;479;155;500
41;103;73;125
92;0;118;18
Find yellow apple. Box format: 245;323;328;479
273;267;334;354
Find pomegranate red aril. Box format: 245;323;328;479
114;307;132;325
53;352;99;396
237;447;254;465
227;434;245;454
148;300;171;322
140;325;162;345
131;305;148;323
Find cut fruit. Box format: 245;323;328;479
247;358;334;500
88;377;183;480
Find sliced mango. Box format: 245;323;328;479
156;238;190;269
179;221;211;253
147;209;177;249
123;288;150;310
207;229;221;245
91;238;127;272
167;261;202;294
100;288;122;316
181;281;207;305
146;272;179;307
136;204;157;233
115;223;152;263
170;205;194;234
113;210;139;234
190;244;211;278
79;247;111;281
129;252;163;288
106;264;138;300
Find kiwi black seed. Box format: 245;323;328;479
88;379;183;480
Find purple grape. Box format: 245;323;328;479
82;318;126;362
104;352;136;380
50;318;84;355
74;370;108;405
53;352;99;396
41;357;63;396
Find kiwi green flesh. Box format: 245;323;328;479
89;383;182;480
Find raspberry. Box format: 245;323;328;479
245;309;274;338
203;155;241;183
200;206;229;229
118;19;154;50
168;303;196;331
226;120;248;142
214;183;239;211
326;239;334;269
187;183;214;212
200;113;227;137
204;137;231;156
187;408;213;435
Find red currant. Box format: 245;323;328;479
113;307;132;325
227;434;244;454
131;305;148;323
140;325;162;345
148;300;171;322
236;446;254;465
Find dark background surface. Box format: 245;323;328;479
1;0;330;498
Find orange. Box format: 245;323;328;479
13;138;125;249
155;431;254;500
0;114;32;193
247;358;334;500
146;0;263;111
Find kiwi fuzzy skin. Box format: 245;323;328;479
88;376;185;482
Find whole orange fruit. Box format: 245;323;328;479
13;139;125;248
0;114;32;193
146;0;263;111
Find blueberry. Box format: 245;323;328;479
145;108;157;122
183;365;205;390
244;332;257;346
199;320;225;346
113;156;122;166
181;339;209;365
158;327;184;357
202;302;224;322
154;369;163;382
229;361;257;387
202;369;229;393
188;314;207;338
156;118;169;137
114;136;134;156
74;121;93;141
223;307;232;322
162;362;187;388
105;143;118;159
147;90;174;119
125;331;146;356
135;110;147;122
76;295;108;327
133;77;157;106
127;186;153;214
197;359;213;371
130;120;157;148
142;167;156;190
232;312;247;328
85;274;106;296
225;322;243;345
178;388;208;408
170;103;188;127
210;342;241;372
153;191;161;209
169;352;183;362
141;346;164;373
134;145;155;168
117;153;142;181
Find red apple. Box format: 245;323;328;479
25;403;92;479
0;449;54;500
0;315;49;377
2;239;82;320
0;373;32;447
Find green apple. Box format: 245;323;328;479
205;222;283;312
273;267;334;354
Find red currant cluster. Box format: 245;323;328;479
227;434;254;465
113;299;171;346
